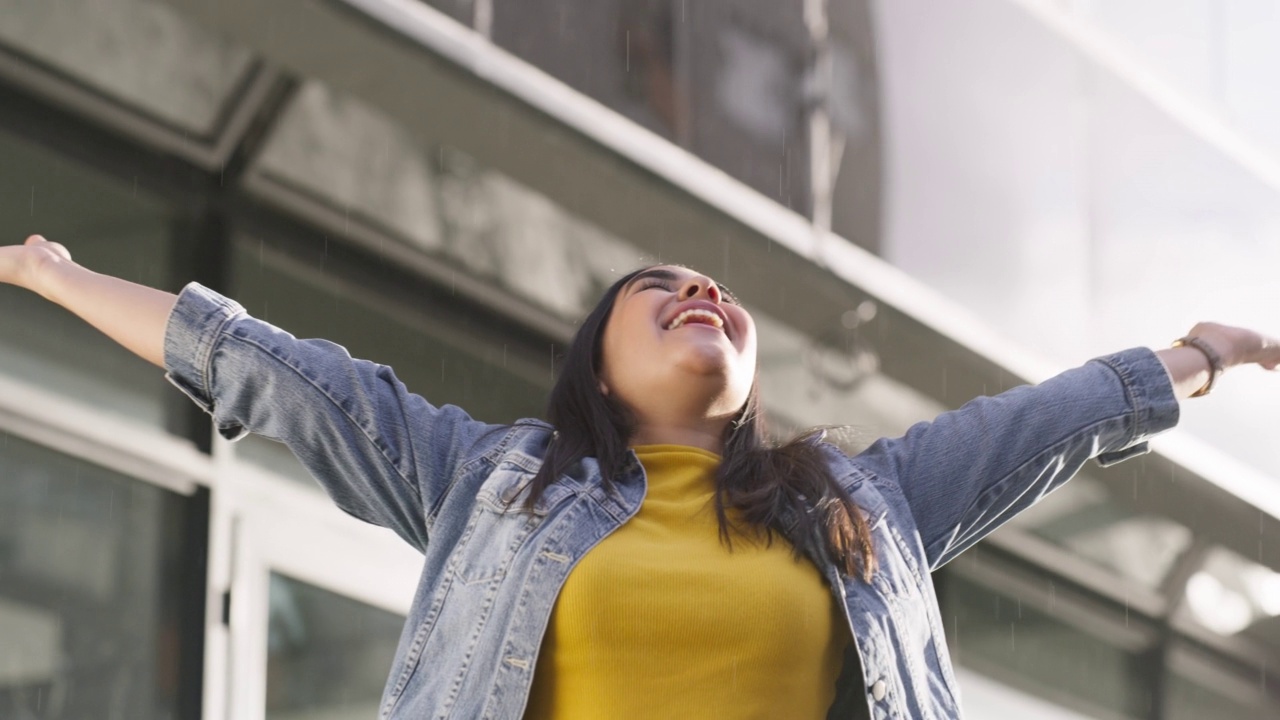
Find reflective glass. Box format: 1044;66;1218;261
0;433;202;718
943;571;1152;719
491;0;814;214
266;574;403;720
0;0;255;135
420;0;475;27
0;125;174;429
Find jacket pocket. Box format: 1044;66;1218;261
451;465;574;586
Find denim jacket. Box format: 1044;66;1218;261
163;282;1181;720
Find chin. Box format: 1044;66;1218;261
673;337;736;365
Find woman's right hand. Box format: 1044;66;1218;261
0;235;75;294
0;234;174;367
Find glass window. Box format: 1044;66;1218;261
0;0;256;136
0;434;203;718
0;125;174;429
491;0;682;142
1166;642;1280;720
266;573;403;720
683;3;811;214
421;0;476;27
227;234;550;486
491;0;813;214
942;570;1154;719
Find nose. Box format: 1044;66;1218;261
678;276;722;304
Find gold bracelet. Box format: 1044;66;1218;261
1171;336;1224;397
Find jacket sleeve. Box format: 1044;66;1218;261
852;346;1180;570
162;281;501;552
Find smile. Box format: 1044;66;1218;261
665;309;725;331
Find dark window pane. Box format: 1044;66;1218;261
419;0;475;27
491;0;813;213
942;570;1153;719
492;0;681;141
0;435;203;718
1166;646;1280;720
266;573;403;719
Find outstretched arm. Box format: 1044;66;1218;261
5;235;175;367
3;235;499;553
855;324;1278;571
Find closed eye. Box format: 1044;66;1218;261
635;279;674;293
631;276;740;305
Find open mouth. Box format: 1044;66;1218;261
665;309;725;332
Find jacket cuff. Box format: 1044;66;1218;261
162;281;247;416
1092;346;1181;467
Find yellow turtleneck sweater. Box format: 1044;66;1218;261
523;444;850;719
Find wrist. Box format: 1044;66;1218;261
1187;322;1255;369
1171;336;1224;397
29;251;81;304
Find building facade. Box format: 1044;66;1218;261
0;1;1276;718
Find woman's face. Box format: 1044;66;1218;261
598;266;758;420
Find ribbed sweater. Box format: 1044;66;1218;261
524;444;849;719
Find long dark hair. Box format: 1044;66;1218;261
524;266;877;581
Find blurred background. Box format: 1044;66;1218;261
0;0;1277;718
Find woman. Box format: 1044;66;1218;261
4;234;1278;719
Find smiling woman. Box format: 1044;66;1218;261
2;234;1278;718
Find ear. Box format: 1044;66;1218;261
598;381;610;396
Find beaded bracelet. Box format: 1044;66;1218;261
1171;336;1224;397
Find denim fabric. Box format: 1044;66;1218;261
163;282;1181;720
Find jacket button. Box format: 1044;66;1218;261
871;679;887;701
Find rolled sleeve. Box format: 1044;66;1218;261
163;281;252;438
1093;346;1181;466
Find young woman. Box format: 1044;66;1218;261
4;234;1278;719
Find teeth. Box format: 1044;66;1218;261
666;309;724;331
